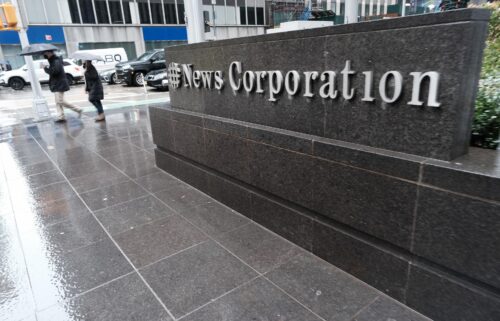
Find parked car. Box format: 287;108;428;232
115;49;166;86
145;68;168;90
0;59;84;90
99;68;122;84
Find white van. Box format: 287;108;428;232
72;48;128;72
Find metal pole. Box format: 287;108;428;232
211;2;216;39
11;0;50;120
184;0;205;43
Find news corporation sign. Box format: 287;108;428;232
167;61;441;108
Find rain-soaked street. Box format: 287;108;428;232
0;106;430;321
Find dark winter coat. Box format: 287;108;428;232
85;67;104;101
44;55;69;93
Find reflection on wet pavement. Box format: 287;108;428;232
0;106;431;321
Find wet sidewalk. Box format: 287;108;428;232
0;107;430;321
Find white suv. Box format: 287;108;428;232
0;59;84;90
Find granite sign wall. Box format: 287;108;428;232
151;9;500;321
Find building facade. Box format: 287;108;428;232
0;0;267;68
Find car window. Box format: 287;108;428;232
63;61;71;66
155;51;165;61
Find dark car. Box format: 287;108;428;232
115;49;166;86
145;68;168;91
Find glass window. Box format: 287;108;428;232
177;0;186;24
164;0;177;24
109;0;124;23
122;0;133;23
24;0;46;23
94;0;110;23
79;0;96;23
239;7;246;25
137;0;151;24
247;6;255;25
1;45;24;69
67;0;81;23
256;7;264;24
150;0;164;24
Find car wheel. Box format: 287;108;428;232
133;72;144;86
66;74;74;85
9;77;25;90
110;73;117;85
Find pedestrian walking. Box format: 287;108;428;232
84;60;105;122
43;51;82;122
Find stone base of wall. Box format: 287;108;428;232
151;105;500;321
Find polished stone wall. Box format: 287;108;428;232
151;106;500;321
151;8;500;321
167;9;489;161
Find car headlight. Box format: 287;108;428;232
154;72;167;80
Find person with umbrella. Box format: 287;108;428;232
70;51;106;121
83;60;105;121
43;50;82;122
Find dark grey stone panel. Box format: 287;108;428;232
312;221;409;301
170;151;209;192
248;125;313;155
321;22;486;160
171;120;205;164
150;109;174;151
406;264;500;321
247;140;315;208
311;158;417;249
413;187;500;289
205;171;253;217
250;193;313;251
204;129;250;182
168;11;490;160
154;148;179;177
313;139;424;181
203;117;248;138
422;148;500;203
170;109;204;127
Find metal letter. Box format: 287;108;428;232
243;71;256;92
341;60;356;100
362;71;375;102
214;70;224;90
303;71;319;98
408;72;441;107
285;71;300;96
379;71;403;103
255;71;268;94
181;64;193;88
229;61;242;91
268;71;284;102
319;71;338;99
193;70;201;88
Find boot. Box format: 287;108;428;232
95;113;105;122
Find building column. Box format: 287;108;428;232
344;0;359;23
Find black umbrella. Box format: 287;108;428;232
20;43;59;56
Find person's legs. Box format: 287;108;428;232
58;92;82;115
54;92;66;120
91;100;104;114
90;100;105;121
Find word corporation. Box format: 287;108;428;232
167;61;441;107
